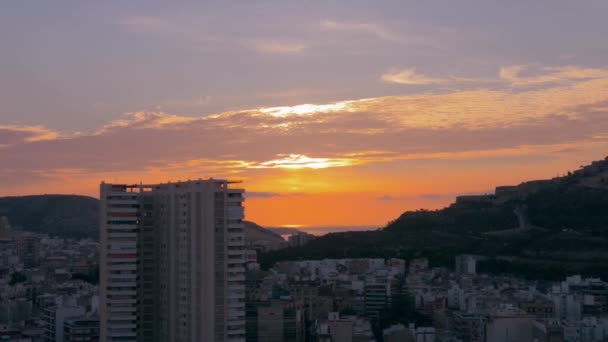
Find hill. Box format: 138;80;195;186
260;156;608;280
0;195;99;239
0;195;281;245
244;221;288;251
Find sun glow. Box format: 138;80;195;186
249;154;355;169
259;101;353;117
280;224;304;228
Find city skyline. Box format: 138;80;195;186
1;1;608;227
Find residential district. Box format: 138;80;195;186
1;213;608;342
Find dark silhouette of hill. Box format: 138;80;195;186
244;220;288;251
0;195;99;239
0;195;282;244
261;156;608;280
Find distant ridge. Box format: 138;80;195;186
244;221;288;251
0;195;281;243
0;194;98;239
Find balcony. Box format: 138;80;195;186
109;273;137;280
108;282;137;287
107;207;138;213
231;292;246;299
228;301;244;309
227;249;243;257
227;319;246;327
228;274;245;282
227;222;245;229
108;298;137;305
226;337;245;342
227;239;244;247
106;198;138;204
228;284;245;292
108;264;137;271
227;207;244;220
108;233;137;238
108;329;137;338
108;242;137;250
107;225;138;231
108;317;136;324
109;306;137;313
227;196;244;203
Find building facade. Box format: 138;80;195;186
100;180;246;342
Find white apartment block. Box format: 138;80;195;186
100;179;246;342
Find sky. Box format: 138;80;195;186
1;1;608;229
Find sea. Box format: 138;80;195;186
269;225;379;239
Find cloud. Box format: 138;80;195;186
245;40;307;55
381;68;482;85
0;125;59;145
500;65;608;87
249;154;356;169
382;68;447;85
320;20;404;42
245;192;304;198
2;75;608;195
383;64;608;88
259;101;355;117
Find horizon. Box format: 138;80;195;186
2;155;603;231
2;1;608;228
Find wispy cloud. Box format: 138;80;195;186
2;75;608;195
500;65;608;87
245;40;307;55
259;101;357;117
0;125;59;145
381;68;482;85
381;68;448;85
249;154;356;169
320;19;403;42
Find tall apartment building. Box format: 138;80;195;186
100;179;246;342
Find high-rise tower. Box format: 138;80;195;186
99;180;246;342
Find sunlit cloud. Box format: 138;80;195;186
381;68;484;85
0;125;60;145
500;65;608;87
259;100;361;117
2;75;608;203
381;68;445;85
94;112;199;135
249;154;356;169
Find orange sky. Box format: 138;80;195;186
2;77;608;227
2;2;608;229
0;133;605;227
2;63;608;228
